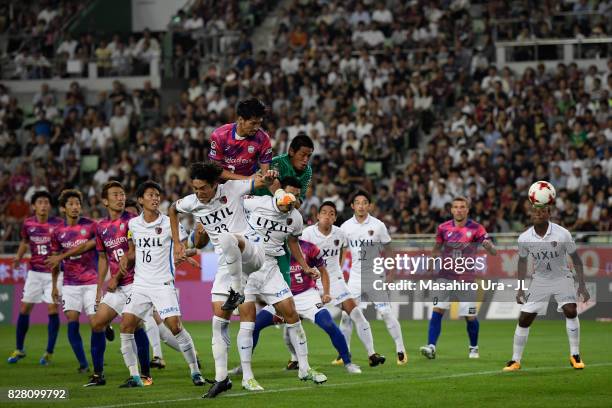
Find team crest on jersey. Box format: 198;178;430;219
248;145;255;153
466;231;472;238
220;196;227;204
551;241;557;247
368;230;374;236
334;239;340;246
211;141;217;149
156;227;162;234
81;228;87;236
120;223;125;231
287;218;293;225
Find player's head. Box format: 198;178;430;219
288;133;314;171
317;201;337;227
31;191;52;217
58;189;83;219
124;198;141;214
101;181;126;212
136;181;162;212
280;176;301;198
189;161;222;203
451;196;470;222
350;190;371;217
236;98;265;136
530;203;551;226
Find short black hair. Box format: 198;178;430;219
319;200;337;215
351;189;371;204
136;181;162;198
289;134;314;154
101;181;124;199
280;176;301;190
31;190;53;205
58;189;83;208
190;161;223;185
124;198;141;214
236;98;266;120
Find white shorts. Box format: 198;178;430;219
123;284;181;320
245;256;292;305
348;277;391;313
293;288;325;322
328;277;354;306
432;278;478;316
101;284;133;315
521;277;577;315
211;238;265;302
22;271;62;304
62;284;97;315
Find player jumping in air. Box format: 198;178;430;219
252;237;362;374
49;189;98;373
420;196;497;360
209;97;272;180
503;204;589;371
170;162;276;397
118;181;203;388
8;191;63;365
241;177;328;386
340;190;407;366
302;201;385;368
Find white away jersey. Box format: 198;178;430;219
175;179;255;254
518;222;577;280
340;214;391;278
128;213;187;286
302;224;347;280
243;195;303;256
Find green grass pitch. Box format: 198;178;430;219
1;319;611;407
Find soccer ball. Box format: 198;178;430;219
528;181;556;207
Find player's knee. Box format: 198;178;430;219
315;310;334;332
465;316;477;322
90;316;105;332
563;304;577;319
166;318;182;335
20;303;33;314
120;316;138;333
518;312;535;328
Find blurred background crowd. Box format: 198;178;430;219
0;0;611;251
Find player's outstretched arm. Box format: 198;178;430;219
516;256;528;304
570;252;590;302
482;239;497;255
45;239;96;269
12;239;28;269
168;202;187;263
252;169;279;190
288;236;318;277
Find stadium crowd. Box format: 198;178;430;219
1;0;611;252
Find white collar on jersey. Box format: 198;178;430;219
139;211;163;227
531;222;553;239
314;223;333;237
352;214;371;225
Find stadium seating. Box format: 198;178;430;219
0;0;610;253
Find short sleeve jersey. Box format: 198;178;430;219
301;224;347;280
51;217;98;286
208;123;273;176
96;211;136;286
21;216;64;273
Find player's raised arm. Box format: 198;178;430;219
252;169;278;190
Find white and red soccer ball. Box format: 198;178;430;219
528;181;556;207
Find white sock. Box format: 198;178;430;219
381;311;405;353
350;308;375;355
219;233;243;293
237;322;255;381
212;316;230;381
144;315;162;358
175;329;199;375
286;321;310;377
283;325;298;361
512;325;530;362
158;321;181;352
566;317;580;355
120;333;139;376
339;311;353;352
